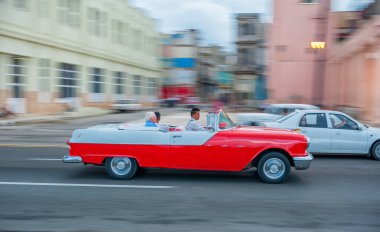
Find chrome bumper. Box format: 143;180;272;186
62;155;82;163
293;152;313;170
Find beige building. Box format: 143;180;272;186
324;2;380;123
0;0;161;114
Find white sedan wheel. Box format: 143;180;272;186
372;141;380;161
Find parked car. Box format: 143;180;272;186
63;109;313;184
111;99;142;112
262;110;380;160
159;97;181;107
236;104;320;126
183;97;202;108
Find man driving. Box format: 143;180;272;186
186;108;205;131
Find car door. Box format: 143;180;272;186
328;113;368;154
298;113;331;153
170;131;230;170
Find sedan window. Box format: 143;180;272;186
329;114;359;130
299;113;327;128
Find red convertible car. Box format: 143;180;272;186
63;110;313;184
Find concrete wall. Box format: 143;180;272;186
324;15;380;123
0;0;161;115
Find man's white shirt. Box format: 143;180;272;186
186;118;205;131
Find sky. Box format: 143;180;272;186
129;0;374;51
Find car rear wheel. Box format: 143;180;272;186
371;141;380;161
257;152;290;184
105;157;138;180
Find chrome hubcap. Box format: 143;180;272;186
110;157;132;176
263;158;285;180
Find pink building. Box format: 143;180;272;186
324;6;380;123
268;0;330;105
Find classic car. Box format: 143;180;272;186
236;104;320;126
262;110;380;160
63;110;313;184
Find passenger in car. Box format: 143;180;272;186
154;111;170;132
186;108;205;131
155;111;161;123
144;111;158;127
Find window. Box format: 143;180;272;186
111;20;127;45
238;48;248;65
133;75;142;95
134;29;141;51
7;57;27;98
37;0;49;18
147;78;157;96
329;114;358;130
89;68;105;93
57;0;80;28
38;59;50;92
299;113;327;128
239;23;255;36
218;111;235;130
58;63;78;98
113;71;126;94
13;0;28;10
87;8;107;37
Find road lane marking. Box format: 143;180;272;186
27;158;62;161
0;181;176;189
0;144;68;148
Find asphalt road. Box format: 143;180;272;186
1;109;380;231
0;146;379;232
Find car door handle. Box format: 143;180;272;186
237;145;245;148
221;144;228;147
173;135;182;138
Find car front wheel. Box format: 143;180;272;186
371;141;380;161
257;152;291;184
105;157;138;180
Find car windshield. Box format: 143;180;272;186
264;107;281;114
218;111;236;129
276;111;299;123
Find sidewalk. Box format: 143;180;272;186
0;107;113;126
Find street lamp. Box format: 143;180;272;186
311;41;326;49
310;41;326;49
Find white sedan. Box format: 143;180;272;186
111;99;142;112
262;110;380;160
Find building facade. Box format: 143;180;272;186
159;29;199;100
267;0;330;105
0;0;160;114
324;1;380;123
197;45;223;101
234;13;266;107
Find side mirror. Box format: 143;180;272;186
219;122;227;129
